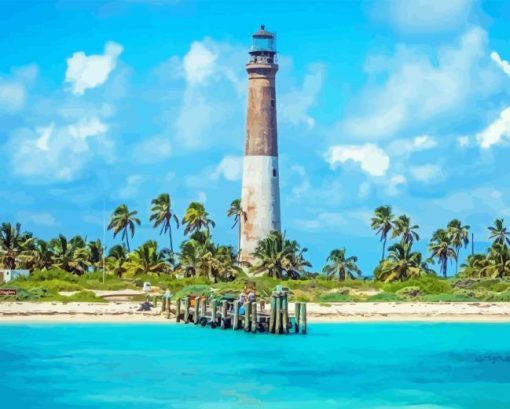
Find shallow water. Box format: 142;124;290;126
1;322;510;408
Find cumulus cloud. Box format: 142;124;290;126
387;135;438;156
379;0;474;33
0;64;38;113
476;107;510;149
211;155;243;181
387;174;407;195
133;135;172;163
65;41;123;96
117;174;144;199
279;63;324;129
16;211;57;227
325;143;390;176
491;51;510;76
340;27;503;140
174;39;245;149
9;117;109;182
409;164;443;182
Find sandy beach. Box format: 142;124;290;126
1;301;510;323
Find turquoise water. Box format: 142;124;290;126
1;323;510;408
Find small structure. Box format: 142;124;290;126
0;269;29;283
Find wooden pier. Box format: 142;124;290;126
168;291;307;335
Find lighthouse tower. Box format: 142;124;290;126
240;25;281;265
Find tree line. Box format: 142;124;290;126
1;197;509;282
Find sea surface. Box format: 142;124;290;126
1;322;510;408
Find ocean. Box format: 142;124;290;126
1;322;510;408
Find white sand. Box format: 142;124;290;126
1;301;510;323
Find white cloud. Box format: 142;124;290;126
325;143;390;176
381;0;474;33
387;174;407;195
17;211;57;227
0;64;38;113
9;117;109;182
340;27;503;140
117;174;144;199
65;41;123;96
134;135;172;163
388;135;438;155
289;165;311;199
476;107;510;149
183;41;218;85
409;164;443;182
457;135;471;147
435;187;510;216
491;51;510;76
197;191;207;203
279;63;324;129
211;155;243;181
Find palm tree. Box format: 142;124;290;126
428;229;456;278
30;239;54;271
49;235;88;275
107;204;141;251
322;248;361;281
150;193;179;253
0;222;34;269
107;245;128;278
459;254;487;278
447;219;470;274
182;202;215;235
482;243;510;278
124;240;170;276
250;231;311;279
488;219;510;246
371;206;394;261
376;243;429;282
392;215;420;245
87;239;103;272
227;199;246;259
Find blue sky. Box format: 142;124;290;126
2;0;510;274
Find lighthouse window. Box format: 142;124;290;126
271;99;275;107
273;169;277;177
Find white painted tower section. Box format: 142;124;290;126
240;25;281;266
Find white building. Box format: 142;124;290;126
0;269;30;283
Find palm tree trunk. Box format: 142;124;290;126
125;229;131;252
381;238;387;261
169;224;173;253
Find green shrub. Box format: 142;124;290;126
421;293;478;302
318;293;354;302
396;286;421;299
487;289;510;302
383;276;452;295
366;292;403;302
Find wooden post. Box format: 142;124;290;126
282;293;289;334
176;298;181;323
166;297;171;319
233;300;240;330
244;302;251;331
251;301;258;333
275;295;282;334
210;299;218;328
194;297;200;324
154;295;158;308
184;297;190;324
294;302;301;333
200;297;207;321
161;297;167;314
300;302;307;335
221;300;228;329
269;295;276;334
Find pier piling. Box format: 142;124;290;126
176;298;181;323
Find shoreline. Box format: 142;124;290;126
1;301;510;324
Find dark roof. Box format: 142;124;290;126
253;25;274;38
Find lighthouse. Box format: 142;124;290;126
240;25;281;265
